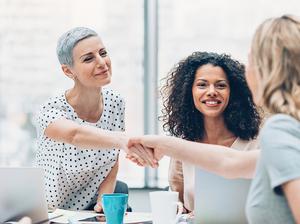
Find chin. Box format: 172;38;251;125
200;110;224;118
99;76;112;86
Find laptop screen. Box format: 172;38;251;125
0;167;49;223
194;168;251;224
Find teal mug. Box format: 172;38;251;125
102;193;128;224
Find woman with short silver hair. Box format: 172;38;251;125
34;27;150;212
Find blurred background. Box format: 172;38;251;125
0;0;299;195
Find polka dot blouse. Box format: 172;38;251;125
34;88;125;210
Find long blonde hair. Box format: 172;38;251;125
251;15;300;120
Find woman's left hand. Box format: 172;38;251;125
18;217;32;224
94;199;103;213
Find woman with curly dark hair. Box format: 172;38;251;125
163;51;261;212
128;51;261;213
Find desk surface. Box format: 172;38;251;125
50;209;152;224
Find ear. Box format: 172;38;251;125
61;64;75;80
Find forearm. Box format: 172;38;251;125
157;136;258;179
70;125;127;150
98;161;119;197
45;119;127;150
283;179;300;224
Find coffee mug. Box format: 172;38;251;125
102;193;128;224
149;191;183;224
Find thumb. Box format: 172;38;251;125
94;202;103;213
154;149;164;161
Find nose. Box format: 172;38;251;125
207;84;217;97
96;55;106;68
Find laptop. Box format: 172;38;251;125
194;168;251;224
0;167;49;223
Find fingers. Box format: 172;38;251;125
143;146;159;168
128;144;158;168
134;144;156;168
94;202;103;213
18;217;32;224
127;154;157;168
126;154;144;166
188;211;194;218
127;136;162;168
127;149;147;166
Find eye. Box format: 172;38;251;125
100;50;108;57
197;82;207;88
216;83;227;89
83;57;93;62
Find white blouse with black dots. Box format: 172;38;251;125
34;88;125;210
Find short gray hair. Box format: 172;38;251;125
56;27;98;66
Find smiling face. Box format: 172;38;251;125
192;64;230;119
63;36;112;88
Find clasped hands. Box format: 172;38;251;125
125;135;164;168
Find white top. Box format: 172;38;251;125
34;88;125;210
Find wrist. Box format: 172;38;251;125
157;136;172;153
115;132;128;150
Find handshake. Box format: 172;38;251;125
122;135;165;169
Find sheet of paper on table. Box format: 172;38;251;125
49;209;152;224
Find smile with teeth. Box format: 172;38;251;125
202;100;222;106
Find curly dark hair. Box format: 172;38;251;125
160;51;261;141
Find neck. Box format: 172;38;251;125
66;84;103;122
202;116;236;145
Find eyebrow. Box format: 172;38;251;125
196;79;228;82
79;48;106;59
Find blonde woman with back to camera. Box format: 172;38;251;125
245;15;300;224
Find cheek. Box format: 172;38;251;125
192;88;205;108
225;88;230;99
246;68;262;105
106;57;112;68
218;89;230;111
106;59;112;76
192;91;198;106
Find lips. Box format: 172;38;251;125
95;69;109;76
201;99;222;106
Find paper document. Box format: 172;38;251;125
50;209;152;224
